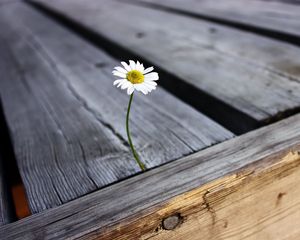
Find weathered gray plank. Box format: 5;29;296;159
136;0;300;40
0;0;22;6
0;2;233;213
32;0;300;133
1;109;300;239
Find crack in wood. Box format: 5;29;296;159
25;31;130;148
202;190;216;225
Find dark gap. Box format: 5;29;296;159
0;98;31;220
26;0;263;135
261;0;300;5
125;0;300;47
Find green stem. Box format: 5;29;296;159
126;93;146;171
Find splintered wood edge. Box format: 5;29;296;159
2;113;300;239
85;151;300;239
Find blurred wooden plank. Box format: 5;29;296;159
32;0;300;134
1;111;300;239
137;0;300;41
0;2;233;213
0;0;23;6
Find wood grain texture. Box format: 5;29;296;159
136;0;300;40
1;111;300;239
121;151;300;240
32;0;300;131
0;2;232;213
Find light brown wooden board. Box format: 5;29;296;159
136;0;300;40
103;151;300;240
0;2;233;213
32;0;300;133
1;110;300;239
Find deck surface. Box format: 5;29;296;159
32;0;300;134
0;0;300;239
0;2;233;213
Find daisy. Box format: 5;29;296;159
112;60;159;172
112;60;159;95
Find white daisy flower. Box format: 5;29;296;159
112;60;159;95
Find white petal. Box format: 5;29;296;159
121;81;130;89
143;81;156;87
143;66;154;74
144;83;155;91
113;71;126;78
135;61;144;72
143;83;156;92
133;84;144;93
113;79;124;86
129;60;136;70
145;72;159;81
121;81;133;89
144;80;157;86
140;64;145;72
114;66;127;74
117;79;127;87
127;85;135;95
121;61;131;72
144;84;156;90
134;84;149;95
135;61;141;72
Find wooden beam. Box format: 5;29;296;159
101;151;300;240
1;112;300;239
0;2;232;213
31;0;300;133
135;0;300;43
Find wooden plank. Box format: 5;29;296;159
1;111;300;239
136;0;300;41
0;2;233;213
32;0;300;134
0;0;23;6
107;152;300;240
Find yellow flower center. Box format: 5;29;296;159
126;70;144;84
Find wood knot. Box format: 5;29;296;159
276;192;287;206
162;214;182;230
